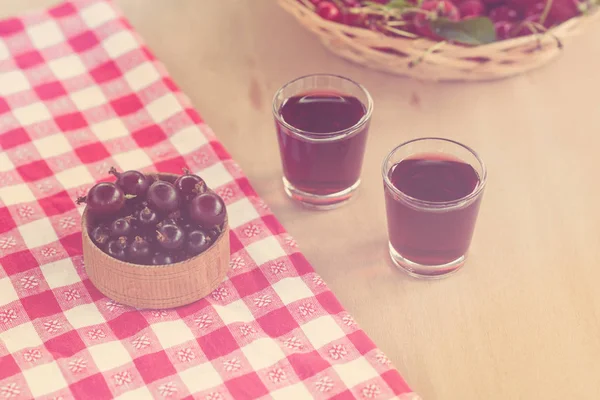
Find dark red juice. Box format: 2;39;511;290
384;155;482;266
276;92;369;195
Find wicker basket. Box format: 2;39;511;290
278;0;600;81
82;173;230;310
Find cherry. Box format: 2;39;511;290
549;0;591;23
152;253;175;265
147;180;180;213
174;169;206;199
525;1;547;19
489;6;520;23
77;182;125;216
317;1;342;22
106;237;128;261
189;192;226;229
90;225;110;247
127;236;152;263
413;1;460;40
137;207;158;228
186;230;212;256
494;21;514;40
156;223;185;250
109;167;150;196
110;217;133;237
459;0;485;18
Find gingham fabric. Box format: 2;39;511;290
0;1;419;399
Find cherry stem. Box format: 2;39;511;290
108;166;120;177
540;0;553;25
75;196;87;205
182;168;191;175
156;231;165;242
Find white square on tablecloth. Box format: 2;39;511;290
70;86;107;110
40;258;81;289
214;299;254;324
13;102;51;126
0;184;36;206
27;20;64;49
179;363;222;393
333;357;379;389
0;70;30;96
18;218;57;249
199;163;232;189
48;55;86;80
169;126;207;155
0;321;43;352
55;165;94;190
103;30;138;59
272;277;313;306
151;320;195;349
0;277;18;307
226;198;260;229
146;93;180;123
115;386;153;400
81;1;116;28
88;341;131;371
301;315;346;350
241;337;286;371
0;41;9;60
23;362;67;398
124;62;161;92
33;133;72;158
0;152;15;172
246;236;286;267
113;149;153;172
64;303;105;329
271;382;312;399
90;118;129;141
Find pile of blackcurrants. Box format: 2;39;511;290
77;168;227;266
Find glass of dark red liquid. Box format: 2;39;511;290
382;138;487;278
272;74;373;209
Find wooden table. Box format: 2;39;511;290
3;1;600;399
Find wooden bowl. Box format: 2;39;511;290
81;173;230;310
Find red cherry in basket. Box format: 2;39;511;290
459;0;485;18
494;21;514;40
317;1;342;22
108;167;150;196
174;169;206;199
189;192;226;229
413;1;460;40
147;180;180;213
488;6;520;23
548;0;590;23
77;182;125;216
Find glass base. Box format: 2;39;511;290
389;243;465;279
282;177;360;210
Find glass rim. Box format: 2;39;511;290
271;73;374;142
381;137;488;208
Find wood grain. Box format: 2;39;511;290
3;1;599;399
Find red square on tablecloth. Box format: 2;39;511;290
134;351;177;383
68;31;99;52
90;61;121;84
69;373;112;400
288;351;330;379
316;291;344;315
0;355;20;380
225;372;268;399
56;112;88;131
257;307;299;337
330;390;356;400
38;191;76;217
21;290;62;319
1;249;38;275
0;18;24;36
49;2;77;17
229;232;244;254
153;156;187;174
45;330;86;358
0;128;30;150
347;330;376;355
108;311;149;340
0;207;17;235
230;269;270;298
14;50;44;69
60;232;83;257
197;327;238;360
132;125;167;147
17;160;54;181
35;81;67;100
111;94;143;116
75;142;110;163
0;97;10;114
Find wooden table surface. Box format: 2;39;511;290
3;1;600;399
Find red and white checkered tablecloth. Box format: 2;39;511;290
0;1;419;398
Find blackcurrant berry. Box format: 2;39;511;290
186;229;212;256
156;224;185;250
90;225;110;247
174;169;206;198
127;236;152;264
137;207;158;228
110;217;133;237
106;237;128;261
109;167;151;196
189;192;226;228
147;181;180;213
152;253;175;265
77;182;125;216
